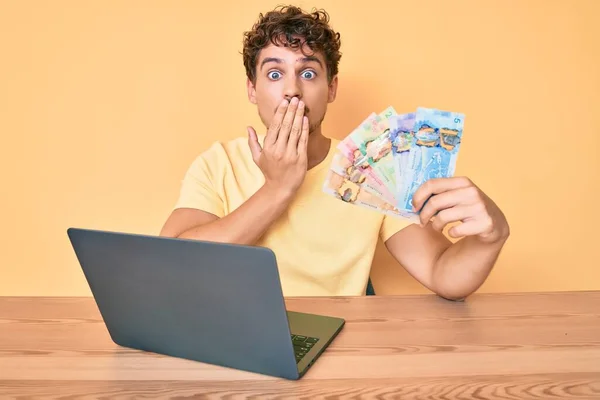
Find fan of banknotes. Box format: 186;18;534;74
323;106;465;221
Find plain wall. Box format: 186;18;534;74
1;0;598;295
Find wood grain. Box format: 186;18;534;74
1;292;599;399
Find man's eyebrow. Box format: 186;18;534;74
298;56;324;69
259;56;324;70
260;57;283;70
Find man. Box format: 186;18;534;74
160;5;510;300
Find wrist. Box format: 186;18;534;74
260;182;296;204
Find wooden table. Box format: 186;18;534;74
1;292;599;399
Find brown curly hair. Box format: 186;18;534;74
242;5;342;84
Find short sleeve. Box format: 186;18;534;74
379;214;413;242
173;151;225;218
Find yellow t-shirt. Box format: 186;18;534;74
173;136;411;296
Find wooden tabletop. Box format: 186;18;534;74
1;292;599;399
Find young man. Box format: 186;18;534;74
160;6;510;300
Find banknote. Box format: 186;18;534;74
337;139;372;174
348;106;396;152
389;112;416;197
336;139;396;204
323;169;412;219
329;151;394;203
336;135;371;169
342;106;398;195
336;112;377;155
396;107;465;213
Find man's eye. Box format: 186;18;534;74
268;71;282;80
302;70;316;79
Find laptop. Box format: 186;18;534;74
66;227;345;380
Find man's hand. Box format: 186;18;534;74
247;97;309;196
161;97;309;246
411;177;510;245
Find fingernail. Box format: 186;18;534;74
299;100;304;108
291;97;298;104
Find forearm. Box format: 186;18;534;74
432;235;508;300
178;184;294;246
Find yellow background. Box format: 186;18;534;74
1;0;598;296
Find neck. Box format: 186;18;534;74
306;127;331;170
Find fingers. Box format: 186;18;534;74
412;177;474;212
276;97;301;153
419;187;478;226
265;99;290;147
286;99;306;154
297;116;309;157
247;126;262;163
430;205;475;232
448;217;493;239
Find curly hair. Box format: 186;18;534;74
242;5;342;84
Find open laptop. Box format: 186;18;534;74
66;227;345;380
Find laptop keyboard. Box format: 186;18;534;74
291;334;319;363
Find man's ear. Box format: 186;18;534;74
328;75;338;103
247;78;257;104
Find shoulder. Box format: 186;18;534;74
189;135;259;171
197;136;251;160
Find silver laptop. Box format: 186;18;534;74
67;227;345;380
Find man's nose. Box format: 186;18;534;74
283;76;302;100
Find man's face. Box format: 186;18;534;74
247;40;338;134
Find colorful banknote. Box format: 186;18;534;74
322;169;409;218
396;107;465;213
323;105;464;221
338;107;398;196
336;136;395;203
329;151;395;204
389;112;416;200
